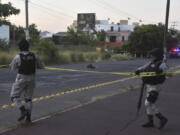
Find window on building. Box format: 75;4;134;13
122;36;125;42
110;26;114;32
110;36;116;42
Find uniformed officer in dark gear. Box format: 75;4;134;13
135;48;168;129
10;39;44;123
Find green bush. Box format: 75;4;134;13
101;52;111;60
35;39;59;63
0;49;18;65
112;46;123;54
111;54;129;61
58;52;72;64
83;52;100;62
70;52;85;62
0;39;9;50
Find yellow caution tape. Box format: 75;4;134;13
44;67;180;77
1;64;180;76
0;76;136;111
0;64;180;111
0;65;9;68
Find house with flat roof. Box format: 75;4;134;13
95;20;135;46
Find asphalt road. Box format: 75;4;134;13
0;58;179;133
1;68;180;135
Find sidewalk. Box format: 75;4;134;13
1;76;180;135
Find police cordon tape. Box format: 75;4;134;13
44;67;180;77
1;64;180;77
0;76;137;111
0;65;9;68
0;64;180;111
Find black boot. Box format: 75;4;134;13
25;112;32;124
142;115;154;128
156;113;168;129
18;106;27;122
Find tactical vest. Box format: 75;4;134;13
18;52;36;75
142;60;166;85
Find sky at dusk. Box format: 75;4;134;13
2;0;180;33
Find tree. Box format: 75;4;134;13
66;27;106;46
122;24;179;56
176;32;180;43
0;19;11;26
67;27;79;45
0;3;41;45
0;2;20;19
95;30;106;42
10;25;25;41
10;24;40;44
0;2;21;46
94;30;106;46
29;24;40;44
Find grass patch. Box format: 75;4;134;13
0;45;131;66
0;50;18;65
83;52;100;62
58;45;96;52
111;54;130;61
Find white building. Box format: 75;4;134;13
40;31;53;39
0;25;10;44
95;20;136;46
95;20;135;32
69;17;136;46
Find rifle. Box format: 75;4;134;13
137;82;145;114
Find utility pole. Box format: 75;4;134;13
163;0;170;61
13;26;16;45
25;0;30;40
0;0;2;17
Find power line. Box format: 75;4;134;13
29;1;74;19
13;0;73;27
16;0;74;20
97;0;140;20
89;0;143;23
32;0;77;15
10;0;160;25
29;2;72;23
95;0;158;24
90;0;130;21
97;0;149;23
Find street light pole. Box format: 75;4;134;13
13;26;16;45
25;0;29;30
25;0;30;40
163;0;170;61
0;0;2;17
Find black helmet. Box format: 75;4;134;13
149;48;163;60
18;39;29;51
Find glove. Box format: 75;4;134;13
135;70;141;75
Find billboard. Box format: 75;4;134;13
0;25;9;44
77;13;96;31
